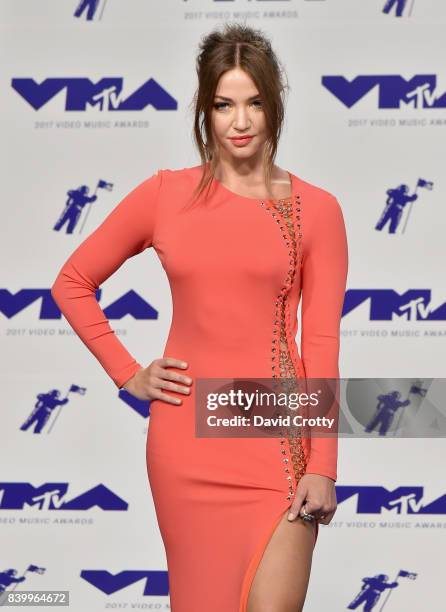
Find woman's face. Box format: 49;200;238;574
210;67;268;161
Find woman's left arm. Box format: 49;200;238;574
288;192;349;523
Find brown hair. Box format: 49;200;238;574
186;21;289;207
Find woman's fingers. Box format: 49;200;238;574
157;357;189;370
157;378;192;395
124;358;193;403
287;474;337;524
155;359;193;398
160;368;193;388
300;502;323;521
147;357;194;405
316;509;335;525
287;486;307;521
302;498;337;524
152;389;183;405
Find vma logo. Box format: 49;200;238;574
81;570;169;596
344;290;446;321
382;0;414;18
0;483;128;511
337;486;446;514
0;289;158;320
11;78;177;112
322;75;446;109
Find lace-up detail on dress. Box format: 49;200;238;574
260;194;308;501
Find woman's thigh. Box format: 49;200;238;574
247;509;317;612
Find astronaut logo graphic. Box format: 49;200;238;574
0;569;26;594
20;385;86;434
53;179;113;235
346;379;434;438
364;382;427;436
347;570;417;610
382;0;413;17
375;178;433;234
364;390;410;436
74;0;104;21
0;565;45;601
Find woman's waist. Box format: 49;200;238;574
161;339;302;379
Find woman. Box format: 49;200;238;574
51;22;348;612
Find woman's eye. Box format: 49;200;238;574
214;102;229;110
213;100;262;110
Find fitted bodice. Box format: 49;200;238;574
51;163;348;482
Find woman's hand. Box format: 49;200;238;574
122;357;193;403
287;473;337;525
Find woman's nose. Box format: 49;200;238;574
233;107;251;129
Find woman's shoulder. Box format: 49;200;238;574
292;171;339;203
158;164;202;181
291;171;343;218
152;164;203;194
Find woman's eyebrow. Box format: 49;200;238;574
214;94;261;101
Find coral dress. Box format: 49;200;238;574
51;163;348;612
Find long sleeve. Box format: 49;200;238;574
300;194;348;482
51;170;163;389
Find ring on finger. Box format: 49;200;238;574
301;509;316;522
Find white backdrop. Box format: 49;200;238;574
1;1;445;610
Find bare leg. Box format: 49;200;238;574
246;508;317;612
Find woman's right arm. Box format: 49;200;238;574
51;170;163;390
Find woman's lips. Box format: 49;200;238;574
229;136;254;147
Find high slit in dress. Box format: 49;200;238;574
51;162;349;611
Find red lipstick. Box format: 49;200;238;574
229;135;254;147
